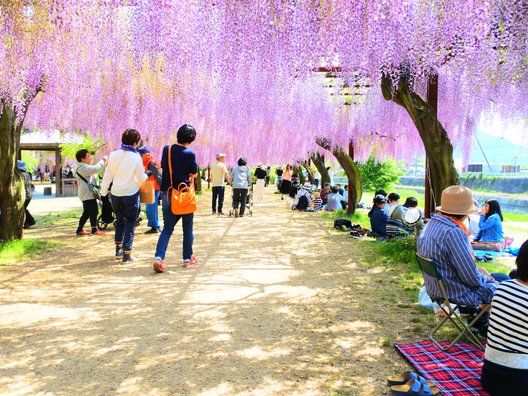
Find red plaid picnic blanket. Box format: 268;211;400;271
394;340;490;396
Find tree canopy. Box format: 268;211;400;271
1;1;527;165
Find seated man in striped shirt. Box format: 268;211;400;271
417;186;498;308
481;239;528;396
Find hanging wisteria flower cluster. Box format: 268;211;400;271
1;0;527;165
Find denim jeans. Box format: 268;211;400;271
212;186;225;213
145;190;161;227
155;193;194;260
111;192;140;251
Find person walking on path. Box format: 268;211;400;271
279;164;292;199
152;124;199;273
138;146;162;234
313;170;321;189
253;163;267;202
211;153;229;215
74;150;107;236
265;166;271;187
17;161;36;229
230;157;252;217
100;129;147;262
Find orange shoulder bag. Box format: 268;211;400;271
167;145;197;215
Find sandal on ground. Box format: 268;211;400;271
387;372;435;387
391;378;441;396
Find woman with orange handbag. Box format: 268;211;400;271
152;124;198;273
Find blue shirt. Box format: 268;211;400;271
369;206;388;237
160;144;198;191
326;193;345;211
417;214;497;306
476;213;504;243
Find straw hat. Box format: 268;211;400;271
436;185;479;215
303;181;312;190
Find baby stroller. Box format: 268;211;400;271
229;192;253;217
97;194;143;230
97;194;114;230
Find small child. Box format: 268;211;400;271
312;191;323;211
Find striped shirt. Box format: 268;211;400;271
417;214;498;306
485;279;528;368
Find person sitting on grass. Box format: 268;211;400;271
312;191;323;211
320;182;332;205
385;192;400;216
480;239;528;396
294;182;313;210
326;187;346;212
391;196;425;237
368;194;389;241
471;199;504;252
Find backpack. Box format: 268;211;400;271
296;195;309;210
334;218;352;231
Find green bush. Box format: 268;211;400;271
356;156;405;192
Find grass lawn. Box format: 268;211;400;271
0;238;60;266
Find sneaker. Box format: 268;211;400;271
234;209;239;218
212;211;216;215
115;245;123;257
153;257;165;273
92;230;105;236
144;227;161;234
76;230;90;236
182;256;198;268
218;212;225;215
122;251;135;262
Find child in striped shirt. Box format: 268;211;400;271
312;191;323;211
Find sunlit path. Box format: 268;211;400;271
0;188;418;395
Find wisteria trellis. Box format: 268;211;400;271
1;0;527;165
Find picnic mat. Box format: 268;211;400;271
394;340;490;396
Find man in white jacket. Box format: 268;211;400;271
100;129;147;262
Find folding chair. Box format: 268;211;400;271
416;254;490;352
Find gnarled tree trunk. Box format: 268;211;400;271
316;138;362;215
293;165;305;184
381;74;458;208
300;160;314;183
310;152;330;186
0;85;42;241
0;100;27;241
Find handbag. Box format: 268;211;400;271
76;170;101;200
167;145;197;215
139;180;155;204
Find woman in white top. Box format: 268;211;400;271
480;239;528;396
100;129;147;262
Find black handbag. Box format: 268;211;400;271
76;170;101;200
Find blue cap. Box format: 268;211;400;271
17;160;26;171
138;146;150;155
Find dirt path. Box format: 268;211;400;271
1;189;423;395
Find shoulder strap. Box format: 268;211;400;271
76;167;91;185
168;145;174;189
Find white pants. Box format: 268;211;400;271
254;179;265;201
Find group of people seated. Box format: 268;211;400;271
416;185;526;395
277;173;349;212
368;190;424;242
